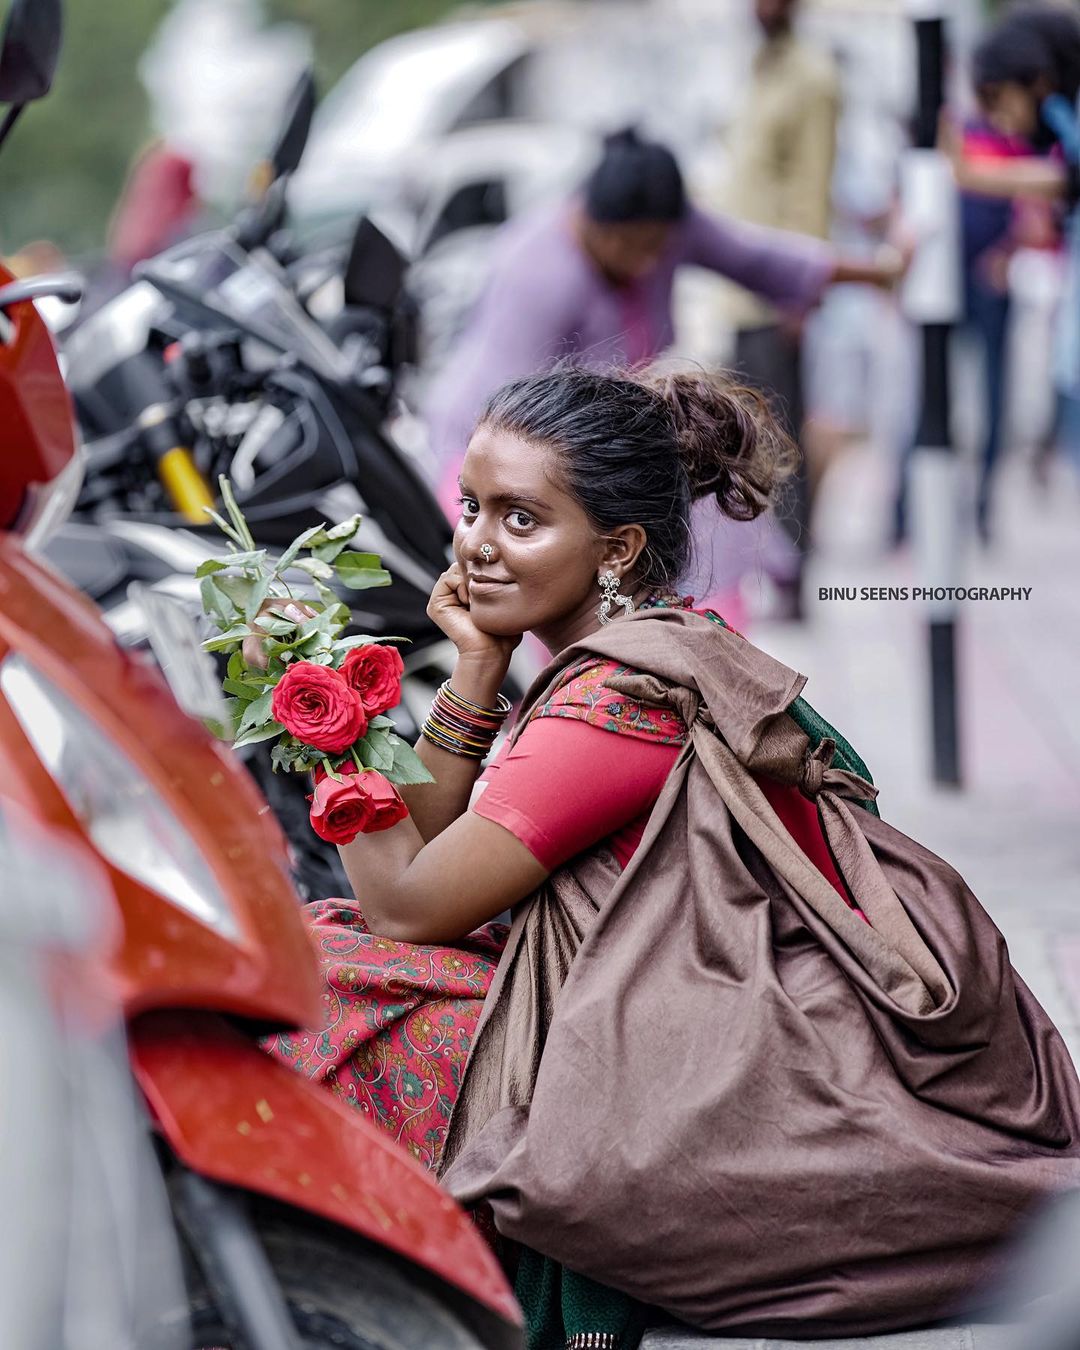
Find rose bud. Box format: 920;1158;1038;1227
308;768;408;845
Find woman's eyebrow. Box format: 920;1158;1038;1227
488;492;549;509
459;488;551;510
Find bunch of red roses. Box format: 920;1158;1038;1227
198;479;432;846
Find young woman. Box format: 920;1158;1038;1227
268;367;1080;1347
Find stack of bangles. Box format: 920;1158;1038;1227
421;680;512;760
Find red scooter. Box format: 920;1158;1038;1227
0;3;521;1346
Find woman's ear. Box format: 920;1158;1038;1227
598;524;648;579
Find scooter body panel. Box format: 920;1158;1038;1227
131;1012;522;1332
0;262;77;527
0;537;320;1028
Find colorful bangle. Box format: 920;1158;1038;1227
438;682;512;722
420;681;511;760
420;720;491;759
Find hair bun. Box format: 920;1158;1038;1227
641;369;798;521
583;126;686;224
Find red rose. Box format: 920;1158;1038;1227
308;768;409;844
271;660;367;754
339;644;405;716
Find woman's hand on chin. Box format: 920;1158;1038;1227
428;562;520;678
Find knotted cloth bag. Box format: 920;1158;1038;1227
442;609;1080;1338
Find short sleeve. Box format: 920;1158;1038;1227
473;715;680;872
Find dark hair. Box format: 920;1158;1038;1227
974;6;1080;144
478;366;796;591
583;128;687;224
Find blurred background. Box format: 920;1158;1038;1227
4;0;1079;1052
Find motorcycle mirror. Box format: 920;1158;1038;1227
343;217;407;312
0;0;62;104
269;67;316;180
233;175;289;252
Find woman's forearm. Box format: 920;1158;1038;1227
830;244;906;289
955;156;1066;201
398;654;510;842
337;811;424;924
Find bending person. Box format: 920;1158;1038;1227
423;128;904;616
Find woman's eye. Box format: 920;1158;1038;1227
506;510;535;532
457;496;478;518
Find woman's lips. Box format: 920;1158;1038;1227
467;573;513;597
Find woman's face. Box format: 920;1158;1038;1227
453;425;641;650
978;80;1040;139
580;218;674;285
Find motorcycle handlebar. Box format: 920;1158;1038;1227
0;273;83;310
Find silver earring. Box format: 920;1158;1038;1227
480;544;494;562
597;570;635;625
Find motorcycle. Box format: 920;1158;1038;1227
46;74;532;900
0;4;522;1344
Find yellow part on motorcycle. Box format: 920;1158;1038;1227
158;448;215;525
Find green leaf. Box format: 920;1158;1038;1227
200;575;234;625
216;575;254;610
305;514;362;550
330;634;408;659
227;650;246;682
218;476;257;552
222;676;264;700
233;720;285;749
292;605;349;658
270;738;307;773
202;506;246;548
334;552;392;590
217;548;267;571
222;696;246;728
202;624;253;653
244;574;272;625
312;540;350;565
237;687;275;734
259;616;302;637
384;736;435;786
367;714;395;730
195;558;229;578
289;555;335;582
274;522;327;576
354;728;394;772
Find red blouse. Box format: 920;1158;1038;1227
472;654;855;908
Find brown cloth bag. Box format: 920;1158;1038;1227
441;609;1080;1338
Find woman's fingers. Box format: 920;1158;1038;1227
428;564;469;619
241;631;270;671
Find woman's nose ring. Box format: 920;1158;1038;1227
480;544;494;562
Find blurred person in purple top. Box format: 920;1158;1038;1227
425;129;904;611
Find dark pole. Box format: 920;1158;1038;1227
907;11;961;787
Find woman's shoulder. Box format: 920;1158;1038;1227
527;601;745;744
530;655;689;744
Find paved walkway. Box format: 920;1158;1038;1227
749;444;1080;1061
